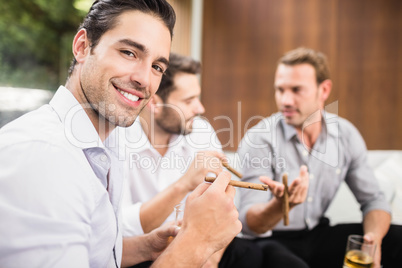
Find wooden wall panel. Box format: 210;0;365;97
336;0;402;149
201;0;402;150
168;0;192;56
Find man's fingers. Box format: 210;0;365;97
363;233;375;244
156;224;180;239
225;184;236;199
259;176;272;184
190;180;211;198
299;165;308;180
208;171;232;191
288;178;301;194
260;176;284;197
197;150;225;174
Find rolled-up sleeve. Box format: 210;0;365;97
343;122;392;216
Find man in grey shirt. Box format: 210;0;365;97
237;47;402;268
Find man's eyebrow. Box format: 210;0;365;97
157;56;169;68
183;95;199;101
118;39;169;67
119;39;148;54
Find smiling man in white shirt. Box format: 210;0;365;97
0;1;242;267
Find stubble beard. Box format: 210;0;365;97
155;109;194;136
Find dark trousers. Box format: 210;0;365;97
131;237;263;268
219;237;262;268
256;218;402;268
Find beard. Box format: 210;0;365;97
77;51;153;129
154;106;195;135
79;71;149;128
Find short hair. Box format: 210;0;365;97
278;47;330;85
68;0;176;77
157;53;201;102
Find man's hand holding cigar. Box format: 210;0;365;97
245;165;309;234
260;165;309;210
177;150;226;192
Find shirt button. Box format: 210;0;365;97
306;218;311;224
310;174;314;180
100;154;108;162
303;151;308;157
308;196;313;202
336;168;341;175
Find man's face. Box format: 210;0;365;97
79;11;171;128
274;63;324;128
155;72;205;135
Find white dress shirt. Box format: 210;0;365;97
116;117;222;236
0;86;123;268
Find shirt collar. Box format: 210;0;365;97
280;110;339;141
114;118;152;162
322;110;340;138
49;86;104;149
277;113;298;141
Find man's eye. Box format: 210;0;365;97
152;65;164;74
122;50;135;57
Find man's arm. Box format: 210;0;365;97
121;224;179;267
342;120;392;268
151;171;242;267
363;210;391;268
246;166;309;234
139;150;225;233
0;142;93;267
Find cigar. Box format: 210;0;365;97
282;173;289;226
221;161;243;178
205;177;268;191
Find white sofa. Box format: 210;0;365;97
225;150;402;225
325;150;402;225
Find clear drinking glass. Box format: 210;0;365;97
167;203;184;244
174;202;184;228
343;234;376;268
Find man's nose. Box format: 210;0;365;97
130;61;151;88
281;90;294;106
194;98;205;115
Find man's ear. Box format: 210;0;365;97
72;29;90;64
319;79;332;102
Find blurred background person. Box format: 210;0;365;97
237;47;402;268
118;52;262;268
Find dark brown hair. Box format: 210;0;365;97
157;53;201;102
279;47;330;85
68;0;176;77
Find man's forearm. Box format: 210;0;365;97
151;232;210;268
246;198;284;234
140;181;188;233
122;236;152;267
363;210;391;240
